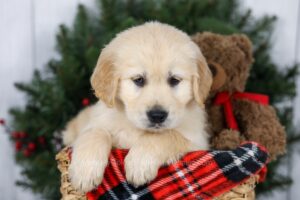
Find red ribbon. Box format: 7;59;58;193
214;91;269;130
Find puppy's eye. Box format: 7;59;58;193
132;76;145;87
168;76;181;87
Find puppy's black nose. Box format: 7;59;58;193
147;107;168;124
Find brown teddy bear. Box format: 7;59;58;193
192;32;286;160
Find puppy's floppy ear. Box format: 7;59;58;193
208;61;227;91
192;56;213;108
90;47;119;107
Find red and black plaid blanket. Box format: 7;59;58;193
82;142;267;200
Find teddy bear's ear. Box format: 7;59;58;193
230;34;253;64
207;61;227;91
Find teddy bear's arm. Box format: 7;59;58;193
234;100;286;160
208;105;246;150
211;129;245;150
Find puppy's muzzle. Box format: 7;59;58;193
147;106;168;124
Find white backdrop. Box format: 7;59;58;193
0;0;299;199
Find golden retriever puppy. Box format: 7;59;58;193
63;22;212;192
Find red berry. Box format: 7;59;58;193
23;149;31;157
15;141;22;151
28;142;36;151
38;136;46;145
12;131;21;139
82;98;90;106
19;132;28;139
0;119;5;125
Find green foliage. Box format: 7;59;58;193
8;0;299;199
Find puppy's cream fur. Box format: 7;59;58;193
63;22;212;192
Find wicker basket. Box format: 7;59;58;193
56;147;259;200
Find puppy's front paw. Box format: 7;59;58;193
125;148;160;187
69;150;108;192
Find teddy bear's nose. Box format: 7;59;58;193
147;106;168;124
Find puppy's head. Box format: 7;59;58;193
91;22;212;131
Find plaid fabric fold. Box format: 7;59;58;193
85;142;268;200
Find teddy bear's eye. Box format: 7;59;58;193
168;76;181;87
132;76;146;87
